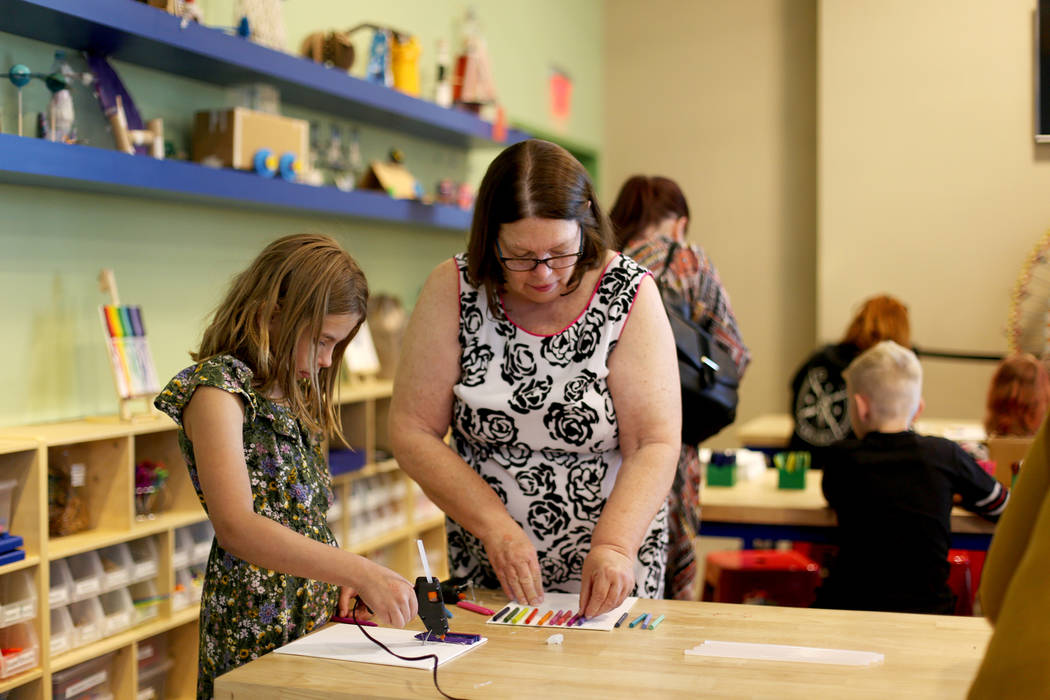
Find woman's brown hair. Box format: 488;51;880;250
841;295;911;352
193;233;368;441
466;139;612;317
984;353;1050;437
608;175;690;251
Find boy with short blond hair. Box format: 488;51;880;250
815;341;1008;614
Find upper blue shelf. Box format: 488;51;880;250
0;133;474;229
1;0;530;148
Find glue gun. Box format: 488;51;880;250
415;576;449;640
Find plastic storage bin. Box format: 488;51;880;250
130;580;160;625
136;656;173;700
67;552;104;602
98;543;133;592
50;605;73;656
49;558;73;609
0;479;17;536
0;621;38;678
171;527;193;570
172;568;191;611
136;633;167;672
702;549;821;607
189;522;213;564
128;538;158;583
0;571;36;627
99;588;133;637
69;597;104;648
51;651;114;700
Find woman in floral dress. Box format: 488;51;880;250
390;141;681;616
155;234;416;699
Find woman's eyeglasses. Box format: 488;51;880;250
496;233;583;271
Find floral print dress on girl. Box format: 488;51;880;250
155;355;338;700
448;253;669;599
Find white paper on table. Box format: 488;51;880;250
485;593;637;631
684;640;884;666
274;623;487;669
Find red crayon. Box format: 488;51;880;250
456;600;495;616
524;608;538;624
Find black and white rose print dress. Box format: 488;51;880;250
447;252;668;599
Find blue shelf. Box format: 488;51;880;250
0;133;474;229
1;0;530;148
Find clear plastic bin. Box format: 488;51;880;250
188;565;204;602
130;580;160;625
171;568;191;611
50;605;73;656
171;527;193;570
67;552;104;602
51;651;114;700
135;656;173;700
97;544;133;592
99;588;133;637
49;558;73;609
0;571;36;627
0;621;38;678
0;480;17;536
136;633;167;672
69;597;104;648
128;538;158;583
189;522;213;564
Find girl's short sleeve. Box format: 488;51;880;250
154;355;259;429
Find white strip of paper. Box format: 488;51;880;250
684;640;884;666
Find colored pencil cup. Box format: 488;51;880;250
706;451;737;487
774;452;809;490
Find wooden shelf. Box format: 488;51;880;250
416;513;447;531
0;555;40;576
0;667;42;694
0;0;528;148
50;604;200;673
0;135;476;230
346;524;413;555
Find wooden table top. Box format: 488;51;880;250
702;469;995;535
737;414;986;449
214;594;992;699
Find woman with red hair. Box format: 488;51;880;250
789;295;911;452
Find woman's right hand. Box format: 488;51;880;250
482;524;544;606
351;558;418;628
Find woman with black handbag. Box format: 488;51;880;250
610;175;750;600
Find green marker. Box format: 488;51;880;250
648;614;665;630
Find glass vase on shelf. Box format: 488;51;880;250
134;460;169;520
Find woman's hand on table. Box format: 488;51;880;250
344;559;418;627
482;525;545;606
580;544;635;618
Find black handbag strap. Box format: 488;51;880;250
657;241;680;287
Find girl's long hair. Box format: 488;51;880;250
985;353;1050;437
193;233;368;441
609;175;690;251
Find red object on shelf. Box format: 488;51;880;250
702;550;821;607
947;549;977;616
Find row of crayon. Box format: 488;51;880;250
490;606;586;627
618;611;665;630
99;305;161;398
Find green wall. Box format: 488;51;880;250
0;0;603;427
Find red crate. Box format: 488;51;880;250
702;550;820;607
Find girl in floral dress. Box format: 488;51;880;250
155;234;416;699
390;141;681;617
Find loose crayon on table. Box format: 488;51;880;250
525;608;538;624
615;612;629;628
457;600;495;616
537;610;553;626
640;613;652;629
648;614;665;630
444;605;454;618
629;612;647;628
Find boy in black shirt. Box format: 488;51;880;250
815;341;1008;614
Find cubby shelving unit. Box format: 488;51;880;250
0;378;445;700
0;0;529;229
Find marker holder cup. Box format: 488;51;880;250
775;451;810;490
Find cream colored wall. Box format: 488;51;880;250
820;0;1050;420
603;0;818;446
